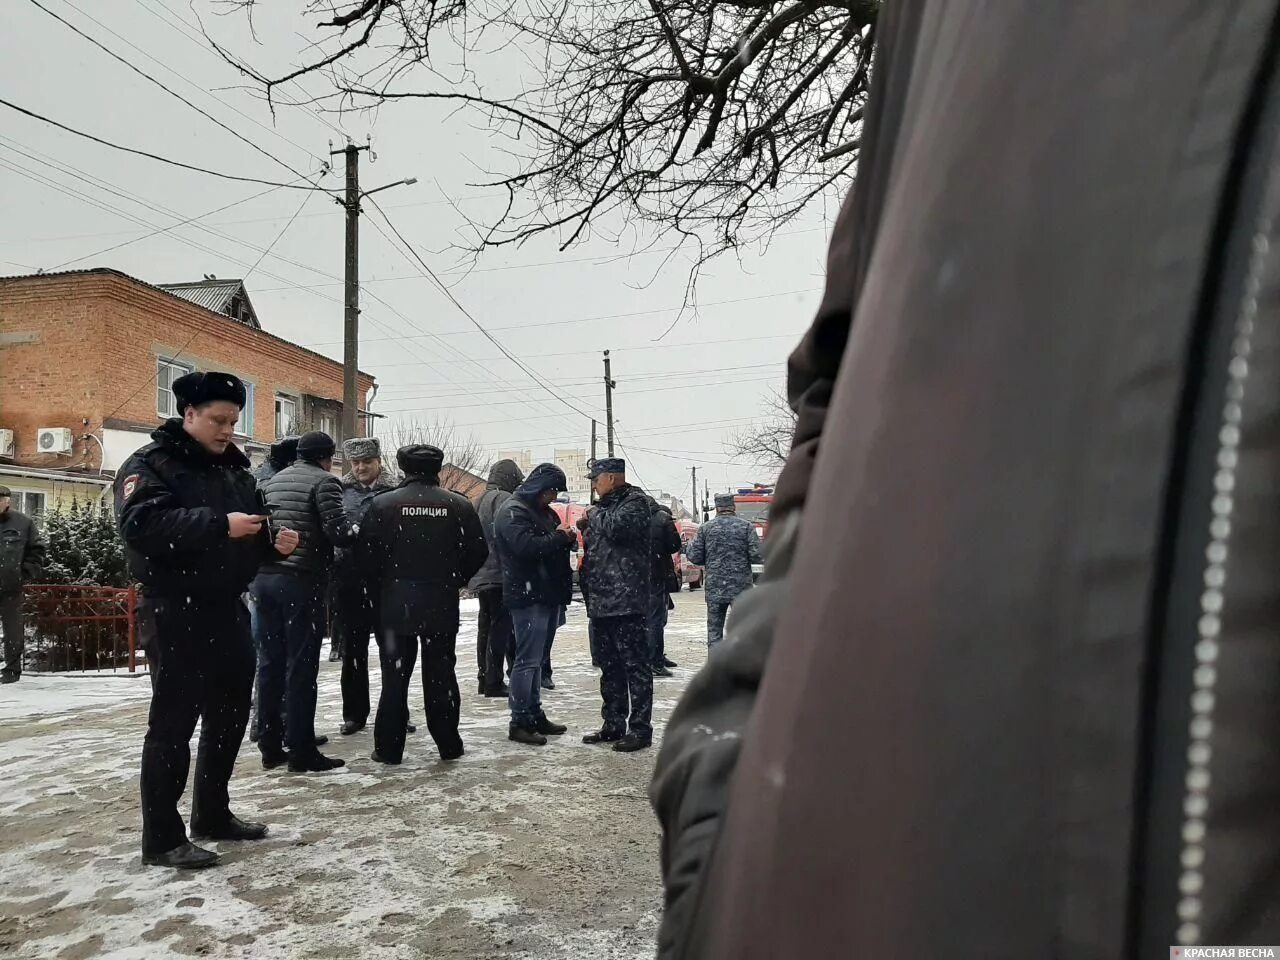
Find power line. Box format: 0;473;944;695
128;0;349;143
0;97;325;192
24;0;320;183
42;174;306;271
9;193;494;244
298;289;819;347
361;333;801;368
365;198;591;423
243;190;314;281
0;137;517;403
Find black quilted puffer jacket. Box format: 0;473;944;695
259;461;353;576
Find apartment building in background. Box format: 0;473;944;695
0;268;376;519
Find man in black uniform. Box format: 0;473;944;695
359;445;488;764
580;458;655;753
115;371;299;869
254;431;352;773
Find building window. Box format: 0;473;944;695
156;357;194;419
12;490;47;528
318;411;337;440
235;382;255;439
275;394;298;438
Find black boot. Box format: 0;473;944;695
582;729;624;745
439;740;465;761
313;735;329;747
652;664;674;678
260;749;290;770
535;717;567;736
370;748;401;765
340;719;365;736
0;671;18;685
662;657;678;668
540;676;556;691
288;752;346;773
613;734;652;753
483;684;510;698
508;725;547;746
142;842;219;869
191;816;268;842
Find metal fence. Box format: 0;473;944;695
22;584;139;673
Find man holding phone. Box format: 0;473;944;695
115;371;300;870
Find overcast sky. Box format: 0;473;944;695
1;0;840;503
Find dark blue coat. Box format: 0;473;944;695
582;483;653;619
494;492;575;610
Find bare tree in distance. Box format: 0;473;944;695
203;0;877;305
376;414;492;495
727;388;796;477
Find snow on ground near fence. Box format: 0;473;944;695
0;593;708;959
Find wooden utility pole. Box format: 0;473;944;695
691;465;697;522
590;419;598;503
334;142;369;444
603;350;616;457
331;142;416;444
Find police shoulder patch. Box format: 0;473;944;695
121;474;141;501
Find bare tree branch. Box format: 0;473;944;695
204;0;880;292
376;414;491;495
726;387;796;475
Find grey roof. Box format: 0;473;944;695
157;278;260;329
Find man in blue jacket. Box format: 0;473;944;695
494;463;577;746
580;458;655;753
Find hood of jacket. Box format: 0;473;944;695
152;418;250;470
515;463;567;501
487;459;525;493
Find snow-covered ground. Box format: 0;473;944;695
0;594;710;959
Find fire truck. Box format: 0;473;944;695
733;484;774;540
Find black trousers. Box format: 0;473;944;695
593;614;653;740
475;588;513;692
1;590;23;676
252;572;325;755
374;627;461;762
140;594;255;857
333;587;378;725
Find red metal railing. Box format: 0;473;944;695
22;585;139;673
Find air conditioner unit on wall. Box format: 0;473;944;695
0;429;13;458
36;427;74;455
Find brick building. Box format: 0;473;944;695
0;268;375;518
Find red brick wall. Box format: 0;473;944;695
0;272;374;471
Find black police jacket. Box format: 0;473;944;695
358;477;488;633
582;483;653;619
493;494;574;610
115;419;278;598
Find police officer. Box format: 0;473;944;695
115;371;299;870
359;445;488;764
580;458;655;753
254;431;352;773
648;501;682;678
685;493;763;651
334;436;396;734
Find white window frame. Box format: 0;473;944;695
318;411;337;440
274;393;298;439
235;382;256;439
156;356;194;419
11;490;47;529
